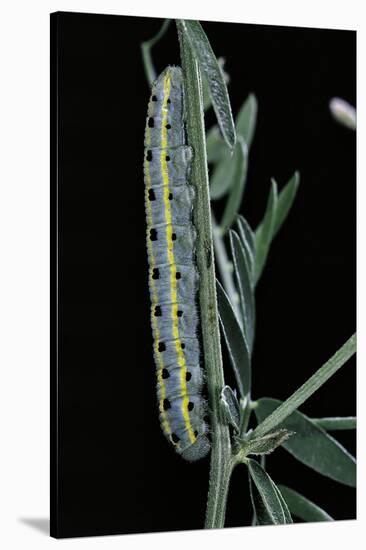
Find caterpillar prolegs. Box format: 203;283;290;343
143;66;210;461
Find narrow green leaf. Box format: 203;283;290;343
245;429;294;456
220;385;240;432
207;94;256;161
210;139;246;200
202;57;229;111
274;485;293;523
206;125;226;164
220;137;248;230
212;216;240;318
236;215;255;283
248;459;287;524
249;475;270;525
254;180;278;284
273;171;300;237
252;333;356;439
236;93;258;148
255;399;356;487
278;485;334;522
229;230;255;353
141;19;171;86
254;173;300;283
249;475;272;525
311;417;356;431
179;19;236;149
216;280;251;398
201;71;211;112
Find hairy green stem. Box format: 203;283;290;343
177;20;231;529
239;398;254;438
141;19;171;86
252;334;356;439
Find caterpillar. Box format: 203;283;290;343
143;66;210;461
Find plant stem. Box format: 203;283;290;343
141;19;171;85
239;398;254;438
252;333;356;439
176;20;231;529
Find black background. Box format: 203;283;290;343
51;11;356;538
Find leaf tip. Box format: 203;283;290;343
293;170;300;187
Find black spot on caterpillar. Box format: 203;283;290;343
143;66;210;461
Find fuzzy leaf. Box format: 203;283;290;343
311;417;356;431
278;485;333;522
254;172;300;284
229;230;255;353
216;280;251;398
179;19;236;149
236;93;258;148
274;485;293;523
246;429;294;456
212;218;241;319
273;171;300;237
207;94;257;165
236;215;255;283
220;137;248;230
249;475;272;525
255;398;356;487
220;386;240;432
202;57;229;111
210;138;246;200
248;459;289;524
254;179;278;284
206;125;226;164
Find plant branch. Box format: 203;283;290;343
176;20;231;529
141;19;171;85
252;334;356;439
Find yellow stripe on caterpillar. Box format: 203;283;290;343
161;71;196;445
